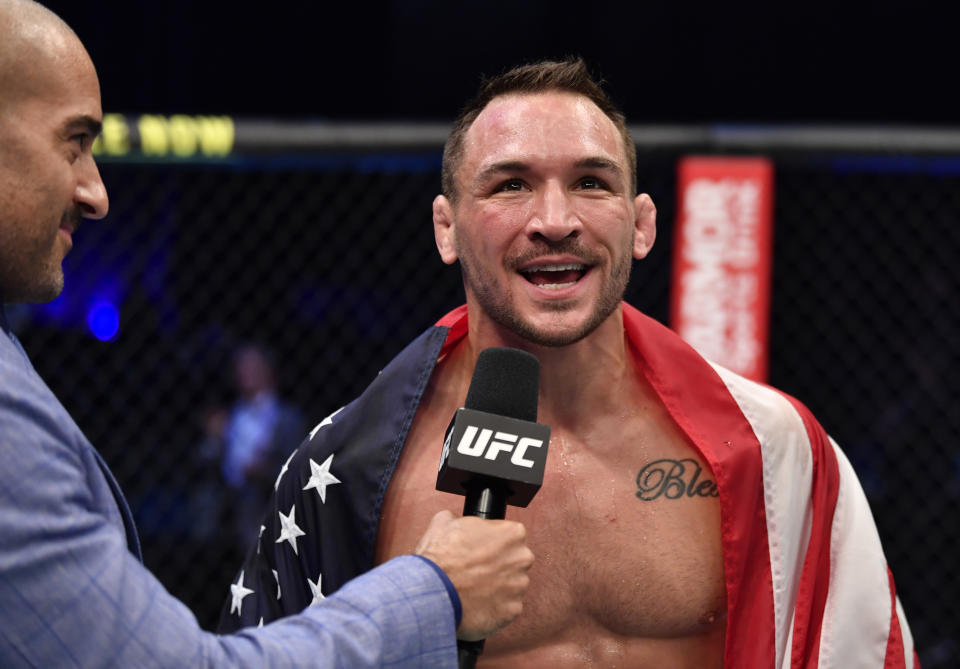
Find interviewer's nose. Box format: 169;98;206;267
76;157;109;220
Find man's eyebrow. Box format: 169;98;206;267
574;157;624;176
63;114;103;138
472;160;531;187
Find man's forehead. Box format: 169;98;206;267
462;91;626;171
4;31;101;117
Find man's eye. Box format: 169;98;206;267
496;179;526;192
72;134;89;150
579;177;608;190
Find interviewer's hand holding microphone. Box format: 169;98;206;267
415;510;533;641
422;347;550;667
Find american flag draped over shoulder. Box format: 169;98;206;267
216;325;450;631
219;304;917;668
621;303;918;668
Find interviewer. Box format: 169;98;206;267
0;1;533;666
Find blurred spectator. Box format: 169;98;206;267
200;343;305;554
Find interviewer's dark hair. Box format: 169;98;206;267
441;57;636;201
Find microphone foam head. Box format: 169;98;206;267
464;347;540;422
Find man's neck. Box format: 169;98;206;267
461;305;638;430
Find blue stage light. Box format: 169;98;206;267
87;301;120;341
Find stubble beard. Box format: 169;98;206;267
0;256;63;304
30;212;72;303
32;209;83;303
457;234;634;348
33;253;66;303
16;242;65;304
0;224;66;305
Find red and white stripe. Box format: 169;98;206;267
624;302;916;668
718;365;914;668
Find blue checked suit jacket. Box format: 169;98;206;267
0;307;457;668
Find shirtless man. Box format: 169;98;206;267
378;68;723;666
222;59;916;668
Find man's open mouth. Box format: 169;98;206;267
519;263;589;289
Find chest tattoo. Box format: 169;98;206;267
636;458;719;501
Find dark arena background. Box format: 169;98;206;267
12;121;958;665
14;1;960;665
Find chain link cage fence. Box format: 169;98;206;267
9;120;958;665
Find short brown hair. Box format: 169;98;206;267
441;57;637;201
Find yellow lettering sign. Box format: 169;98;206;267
94;115;235;158
196;116;234;156
101;114;130;155
92;113;130;156
168;115;199;157
138;115;169;155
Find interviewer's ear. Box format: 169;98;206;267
632;193;657;259
433;195;458;265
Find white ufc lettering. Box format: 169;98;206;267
456;425;543;468
483;431;518;461
511;437;544;467
456;426;491;456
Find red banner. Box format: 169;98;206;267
670;157;774;382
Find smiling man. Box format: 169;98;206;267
0;2;107;303
223;58;917;668
432;88;650;349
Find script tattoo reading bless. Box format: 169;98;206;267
636;458;720;501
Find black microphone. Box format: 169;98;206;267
436;347;550;668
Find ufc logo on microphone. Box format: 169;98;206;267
456;426;544;468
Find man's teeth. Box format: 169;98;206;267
521;264;585;273
520;263;587;289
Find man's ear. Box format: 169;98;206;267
632;193;657;260
433;195;458;265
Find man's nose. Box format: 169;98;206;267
75;158;109;219
527;182;582;242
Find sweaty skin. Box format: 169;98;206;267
376;338;725;667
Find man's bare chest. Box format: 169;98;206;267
375;402;726;660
